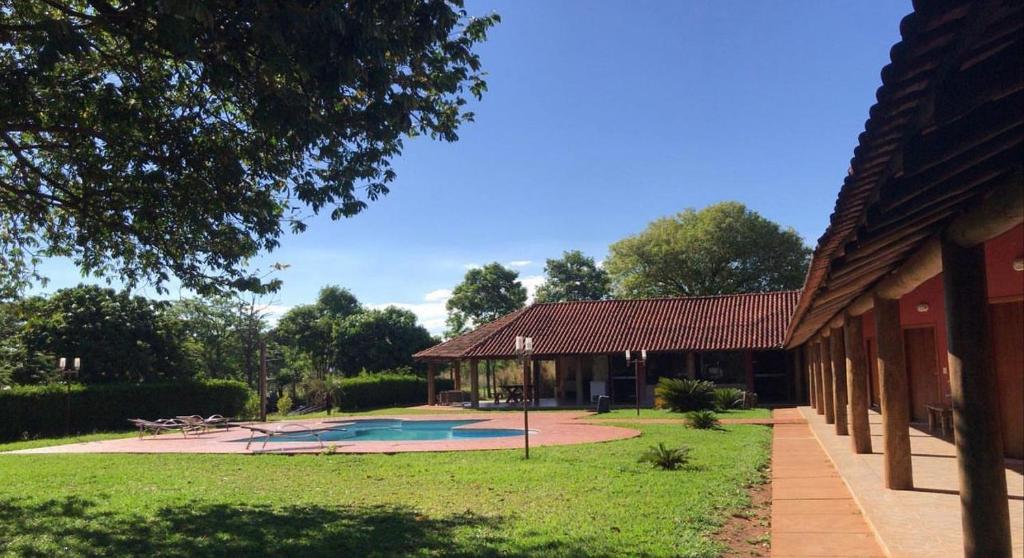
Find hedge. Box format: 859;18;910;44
330;373;453;411
0;379;252;441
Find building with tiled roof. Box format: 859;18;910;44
414;291;800;406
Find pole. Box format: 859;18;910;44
635;359;641;416
65;374;71;437
259;340;268;422
522;355;530;459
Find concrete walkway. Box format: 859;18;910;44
801;406;1024;558
771;407;885;557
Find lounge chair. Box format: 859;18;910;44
175;414;234;433
238;422;352;451
127;418;198;438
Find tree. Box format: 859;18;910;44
534;250;610;303
446;263;527;327
333;307;435;374
605;202;810;298
164;296;248;381
0;2;499;298
273;286;362;377
13;285;187;383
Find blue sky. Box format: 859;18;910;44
34;1;911;334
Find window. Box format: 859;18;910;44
698;351;746;385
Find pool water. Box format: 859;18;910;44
243;419;525;443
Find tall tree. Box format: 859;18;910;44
0;1;499;298
605;202;810;298
534;250;611;303
273;286;362;377
334;307;435;375
445;263;527;328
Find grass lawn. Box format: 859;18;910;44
586;408;772;420
0;421;771;557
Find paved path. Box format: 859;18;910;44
770;407;885;557
801;406;1023;557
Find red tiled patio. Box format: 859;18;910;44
9;411;638;455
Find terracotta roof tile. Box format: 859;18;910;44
414;291;799;360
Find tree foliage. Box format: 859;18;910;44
605;202;810;298
445;263;526;335
534;250;610;303
0;1;499;298
3;285;187;384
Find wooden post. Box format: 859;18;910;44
813;343;825;414
844;314;873;454
686;352;696;379
258;340;268;422
819;336;835;424
427;362;437;406
743;350;755;393
874;294;914;490
806;344;816;408
469;359;480;408
452;360;461;391
830;327;849;436
792;349;804;404
941;238;1011;557
575;355;584;406
637;359;647;406
532;359;541;405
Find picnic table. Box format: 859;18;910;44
926;405;953;437
496;384;525;405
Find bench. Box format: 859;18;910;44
926;405;953;438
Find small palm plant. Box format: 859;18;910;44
687;410;721;430
638;442;691;470
713;388;746;411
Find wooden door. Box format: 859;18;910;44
990;301;1024;459
904;327;941;423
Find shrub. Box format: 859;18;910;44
329;370;453;411
638;442;691;470
687;410;721;430
276;393;293;415
655;377;716;412
714;387;746;411
0;379;252;441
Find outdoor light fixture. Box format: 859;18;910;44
625;349;648;417
514;335;534;459
1013;257;1024;272
916;302;930;313
58;356;81;437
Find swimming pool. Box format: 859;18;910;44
242;419;526;443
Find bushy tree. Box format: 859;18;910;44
13;285;187;383
273;286;362;377
0;1;499;298
605;202;810;298
445;263;527;330
334;307;435;374
164;297;249;381
534;250;610;303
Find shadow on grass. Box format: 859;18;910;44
0;496;616;557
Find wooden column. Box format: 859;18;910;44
819;336;835;424
792;349;804;404
844;314;872;454
874;294;913;490
743;350;755;392
813;343;825;414
469;359;480;408
830;327;849;436
575;356;584;405
452;360;461;391
686;352;697;379
806;344;816;408
941;238;1011;557
427;362;437;405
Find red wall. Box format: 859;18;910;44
860;223;1024;401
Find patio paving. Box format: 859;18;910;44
799;406;1024;558
8;411;639;455
770;407;885;557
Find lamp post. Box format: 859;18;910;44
58;357;81;436
515;335;534;459
626;349;647;416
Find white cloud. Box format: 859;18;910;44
254;304;292;324
462;263;481;270
423;288;452;302
520;274;545;303
506;260;533;268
